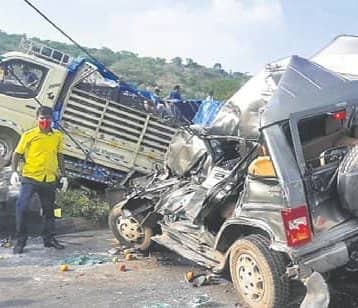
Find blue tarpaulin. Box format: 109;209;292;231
192;99;222;126
65;57;221;124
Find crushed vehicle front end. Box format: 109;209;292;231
109;54;358;308
207;55;358;307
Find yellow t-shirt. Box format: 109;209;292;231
15;127;64;182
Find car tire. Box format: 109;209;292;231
0;130;19;168
108;205;152;251
229;234;289;308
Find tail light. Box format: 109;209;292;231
331;110;347;121
281;205;312;247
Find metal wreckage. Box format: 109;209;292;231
109;35;358;308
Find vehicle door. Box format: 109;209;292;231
0;58;48;129
289;103;358;234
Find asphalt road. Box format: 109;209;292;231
0;229;358;308
0;230;240;308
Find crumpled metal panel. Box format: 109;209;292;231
261;56;348;128
300;272;330;308
312;35;358;77
263;125;307;206
209;70;272;137
165;128;207;176
157;183;208;223
209;36;358;137
209;58;288;137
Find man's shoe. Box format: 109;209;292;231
13;243;24;254
44;237;65;249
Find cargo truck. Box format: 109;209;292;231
0;39;179;185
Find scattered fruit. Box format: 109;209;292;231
185;271;195;282
60;264;69;272
125;253;135;261
123;248;136;256
119;264;126;272
112;256;119;264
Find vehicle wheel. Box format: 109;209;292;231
230;234;289;308
108;206;152;250
0;130;19;168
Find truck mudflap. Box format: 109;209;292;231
300;271;329;308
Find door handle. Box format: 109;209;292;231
25;105;36;110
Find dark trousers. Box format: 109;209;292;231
16;178;56;244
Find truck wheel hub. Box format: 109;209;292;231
116;215;144;243
237;253;265;302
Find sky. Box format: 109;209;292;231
1;0;358;74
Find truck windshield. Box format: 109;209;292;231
0;59;48;98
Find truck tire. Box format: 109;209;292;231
229;234;289;308
0;129;19;168
108;206;152;251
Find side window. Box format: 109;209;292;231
298;111;350;169
0;60;48;98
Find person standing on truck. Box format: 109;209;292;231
10;106;68;254
162;85;183;119
151;86;162;105
167;84;182;101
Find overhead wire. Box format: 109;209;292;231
23;0;118;80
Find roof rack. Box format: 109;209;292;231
19;37;73;66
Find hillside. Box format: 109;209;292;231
0;30;250;100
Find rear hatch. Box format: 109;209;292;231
292;106;358;236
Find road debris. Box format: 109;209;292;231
190;294;215;307
63;254;109;266
300;272;329;308
108;246;125;255
143;303;171;308
0;238;12;248
60;264;69;272
185;271;227;287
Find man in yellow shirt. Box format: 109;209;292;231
10;106;67;254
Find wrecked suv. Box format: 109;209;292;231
109;56;358;308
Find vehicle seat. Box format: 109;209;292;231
302;117;345;161
333;125;358;148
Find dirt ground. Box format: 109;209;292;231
0;229;358;308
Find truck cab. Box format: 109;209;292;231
0;48;68;166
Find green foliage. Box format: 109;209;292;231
56;190;109;225
0;29;250;100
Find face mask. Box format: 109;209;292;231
38;119;52;130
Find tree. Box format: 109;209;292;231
186;58;199;68
0;30;249;101
171;57;182;66
213;63;222;70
